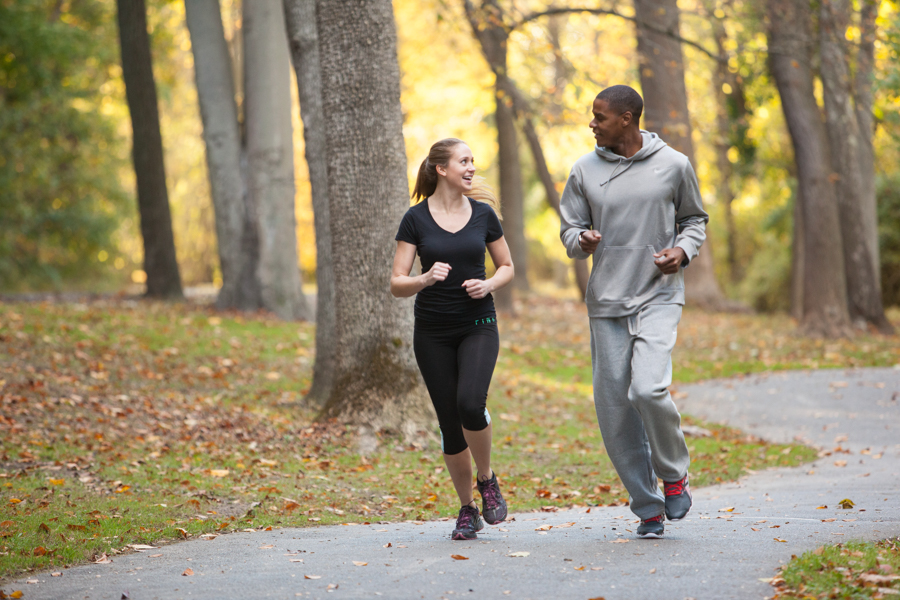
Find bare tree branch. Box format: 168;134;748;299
512;6;722;61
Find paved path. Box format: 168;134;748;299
10;368;900;600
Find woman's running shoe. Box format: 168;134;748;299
476;473;508;524
451;504;484;540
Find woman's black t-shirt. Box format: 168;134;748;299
395;198;504;325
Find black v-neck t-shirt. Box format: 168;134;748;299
396;198;504;325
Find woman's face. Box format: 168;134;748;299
437;144;476;192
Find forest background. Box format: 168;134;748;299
4;0;900;315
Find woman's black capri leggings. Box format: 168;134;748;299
413;319;500;455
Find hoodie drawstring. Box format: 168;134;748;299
600;157;635;187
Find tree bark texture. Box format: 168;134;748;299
314;0;432;433
116;0;183;299
184;0;247;310
243;1;309;321
283;0;337;402
634;0;725;308
819;0;888;331
463;0;530;303
767;0;850;337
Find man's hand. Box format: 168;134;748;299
579;230;602;254
653;247;686;274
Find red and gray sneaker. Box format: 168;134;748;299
476;472;508;525
637;514;665;538
664;474;692;521
451;504;484;540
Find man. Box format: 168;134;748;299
559;85;707;538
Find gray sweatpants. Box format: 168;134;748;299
589;303;690;520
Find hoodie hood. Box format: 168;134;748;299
594;131;668;187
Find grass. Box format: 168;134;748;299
770;538;900;599
0;296;897;582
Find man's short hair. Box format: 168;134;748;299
596;85;643;122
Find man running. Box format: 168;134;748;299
559;85;707;538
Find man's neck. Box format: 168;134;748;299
607;129;643;159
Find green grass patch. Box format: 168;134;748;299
1;297;895;581
770;538;900;599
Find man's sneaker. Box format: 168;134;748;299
476;472;508;525
664;475;692;521
451;505;484;540
637;515;665;538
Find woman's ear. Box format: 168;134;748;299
435;165;446;177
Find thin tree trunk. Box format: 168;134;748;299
184;0;246;310
767;0;850;337
463;0;529;304
791;183;804;320
283;0;337;403
634;0;725;309
243;1;309;321
314;0;432;433
820;0;888;332
116;0;183;299
521;118;589;298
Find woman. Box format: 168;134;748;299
391;138;514;540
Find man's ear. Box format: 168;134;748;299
620;110;633;127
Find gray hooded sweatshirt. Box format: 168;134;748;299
559;130;708;318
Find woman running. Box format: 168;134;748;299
391;138;514;540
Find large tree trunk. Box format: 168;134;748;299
243;2;309;321
283;0;337;403
819;0;889;332
314;0;432;433
767;0;851;337
183;0;246;310
463;0;530;309
116;0;183;299
634;0;725;309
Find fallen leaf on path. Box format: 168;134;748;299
127;544;158;551
718;507;735;513
451;555;468;560
51;573;61;577
10;592;23;598
352;561;367;566
508;551;530;557
575;566;585;571
304;575;321;580
816;505;827;509
611;539;629;544
649;568;656;574
838;498;855;509
774;538;787;543
834;460;847;467
182;568;194;576
258;544;275;549
289;559;304;563
149;554;163;558
556;522;576;528
535;524;552;531
821;518;836;522
591;567;603;571
751;528;760;532
383;543;392;548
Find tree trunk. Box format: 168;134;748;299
283;0;337;403
521;118;589;299
243;1;309;321
634;0;725;309
184;0;247;309
314;0;432;433
820;0;889;332
463;0;530;305
767;0;850;337
116;0;183;299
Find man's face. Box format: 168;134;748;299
589;98;627;148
